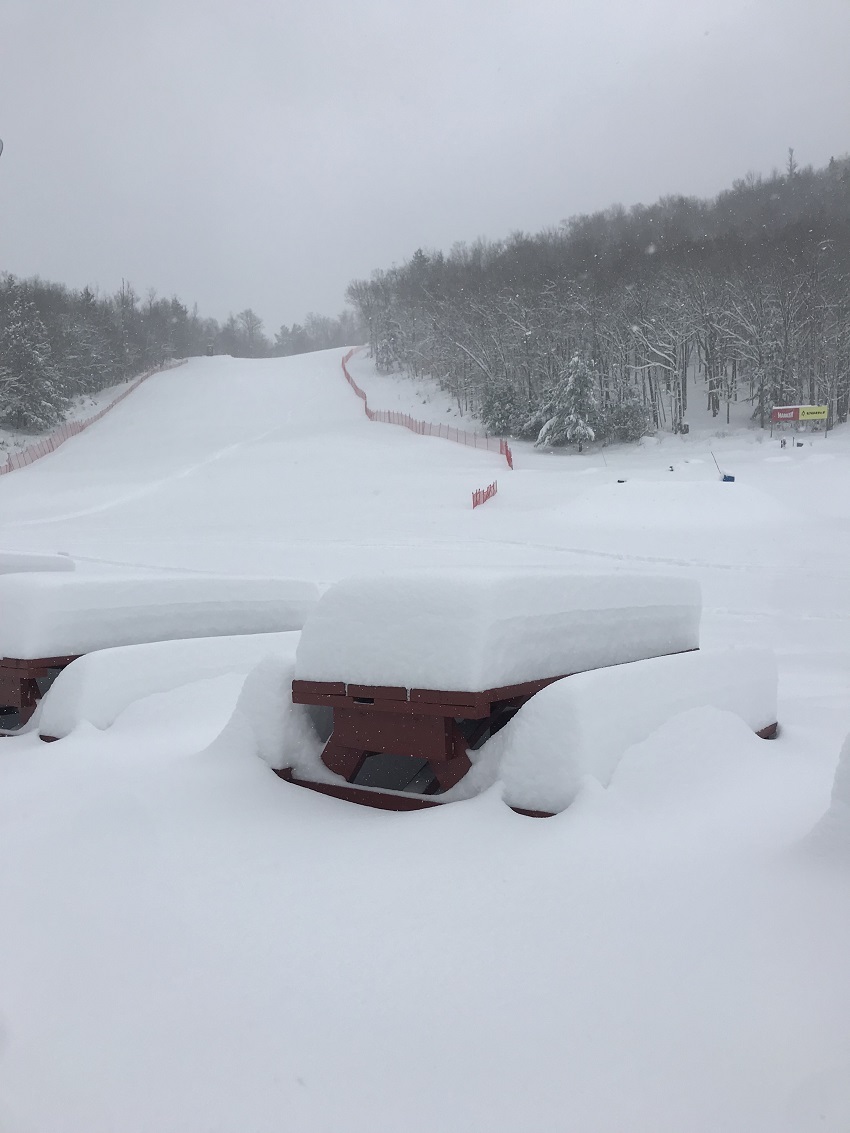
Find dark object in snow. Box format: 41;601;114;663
0;654;78;730
722;474;735;482
617;479;627;484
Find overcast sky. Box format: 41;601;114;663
2;0;848;332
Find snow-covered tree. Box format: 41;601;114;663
0;292;67;430
536;353;598;450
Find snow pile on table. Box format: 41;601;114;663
35;631;300;738
295;569;701;691
0;551;74;574
0;573;318;659
808;732;850;856
478;648;777;814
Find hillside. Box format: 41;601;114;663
347;155;850;442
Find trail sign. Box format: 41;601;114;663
799;405;828;420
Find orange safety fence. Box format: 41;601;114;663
472;480;498;509
0;358;188;477
341;349;513;470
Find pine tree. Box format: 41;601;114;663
536;353;598;450
0;292;67;430
482;378;521;436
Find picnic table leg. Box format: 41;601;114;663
428;724;472;791
0;671;41;728
321;740;369;782
18;678;41;724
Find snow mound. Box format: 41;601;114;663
295;569;701;690
36;631;300;738
808;732;850;856
0;551;74;574
566;480;789;529
481;648;777;813
607;706;771;811
0;573;318;658
216;653;324;776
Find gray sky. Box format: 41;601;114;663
2;0;848;332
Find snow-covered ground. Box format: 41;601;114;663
345;349;472;423
1;347;849;1132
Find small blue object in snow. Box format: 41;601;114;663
722;474;735;482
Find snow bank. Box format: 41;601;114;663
295;570;701;691
809;732;850;856
36;631;300;738
215;653;325;776
607;707;773;813
484;648;777;813
0;551;74;574
566;480;790;529
0;573;318;659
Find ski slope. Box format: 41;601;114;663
1;348;850;1133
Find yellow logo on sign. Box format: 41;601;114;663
798;405;828;420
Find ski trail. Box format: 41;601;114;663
2;425;288;529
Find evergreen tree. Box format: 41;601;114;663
536;354;598;450
482;378;521;436
0;292;67;430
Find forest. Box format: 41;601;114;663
346;152;850;444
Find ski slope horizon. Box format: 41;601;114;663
1;347;850;1132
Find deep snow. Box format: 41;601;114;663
293;569;700;690
0;572;316;658
0;347;849;1133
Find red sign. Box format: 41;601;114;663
771;406;800;422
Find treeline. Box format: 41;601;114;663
0;273;362;433
219;308;362;358
346;152;850;443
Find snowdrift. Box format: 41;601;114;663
0;551;74;574
484;647;778;813
809;731;850;856
36;631;301;738
216;652;325;775
566;480;790;529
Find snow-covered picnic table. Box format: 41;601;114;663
0;571;318;725
289;569;704;802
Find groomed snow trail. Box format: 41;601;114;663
0;350;526;580
1;348;850;1133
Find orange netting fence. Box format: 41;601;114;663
472;480;498;509
0;359;188;477
341;349;513;470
